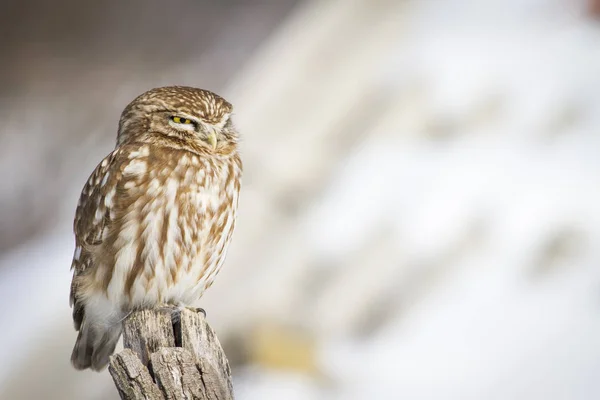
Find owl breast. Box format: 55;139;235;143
103;147;241;309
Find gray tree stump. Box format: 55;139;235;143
109;308;234;400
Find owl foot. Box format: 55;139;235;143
178;305;206;318
189;306;206;317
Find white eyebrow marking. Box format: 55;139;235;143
215;113;231;129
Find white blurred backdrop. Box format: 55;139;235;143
1;0;600;399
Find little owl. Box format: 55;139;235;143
69;86;242;371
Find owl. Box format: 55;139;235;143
69;86;242;371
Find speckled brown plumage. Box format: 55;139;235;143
69;86;242;371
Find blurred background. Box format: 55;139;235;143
1;0;600;398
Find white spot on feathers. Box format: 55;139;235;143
100;172;110;187
123;160;147;176
105;188;116;208
94;207;104;224
74;246;82;261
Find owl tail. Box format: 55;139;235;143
71;320;122;371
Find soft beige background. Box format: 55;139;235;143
1;0;600;399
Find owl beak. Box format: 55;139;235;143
207;132;218;150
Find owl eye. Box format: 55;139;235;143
170;116;194;125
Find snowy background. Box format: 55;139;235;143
1;0;600;399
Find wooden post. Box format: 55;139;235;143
109;308;234;400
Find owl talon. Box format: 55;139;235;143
192;307;206;317
177;305;206;317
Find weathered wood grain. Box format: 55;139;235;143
179;309;234;398
109;349;163;399
109;308;233;400
122;309;176;368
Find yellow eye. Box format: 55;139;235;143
171;116;193;124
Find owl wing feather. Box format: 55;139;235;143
69;149;123;330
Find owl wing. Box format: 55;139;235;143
69;149;123;330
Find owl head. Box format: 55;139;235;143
116;86;237;153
